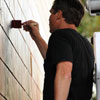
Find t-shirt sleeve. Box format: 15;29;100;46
49;34;73;65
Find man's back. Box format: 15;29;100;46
43;29;94;100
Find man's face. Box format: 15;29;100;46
49;9;57;33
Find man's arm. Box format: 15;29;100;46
34;35;48;59
23;20;48;59
54;61;72;100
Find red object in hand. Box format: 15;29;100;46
11;20;22;28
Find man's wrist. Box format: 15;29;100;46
34;34;42;43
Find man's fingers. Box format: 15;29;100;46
23;25;31;31
29;23;38;26
23;21;38;31
22;20;38;26
22;20;39;33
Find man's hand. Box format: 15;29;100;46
23;20;40;41
22;20;48;59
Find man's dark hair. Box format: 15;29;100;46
52;0;84;27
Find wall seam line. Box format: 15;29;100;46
3;0;44;77
0;92;7;100
0;25;42;93
0;58;33;100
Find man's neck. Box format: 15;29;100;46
58;21;77;31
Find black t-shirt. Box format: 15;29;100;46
43;29;94;100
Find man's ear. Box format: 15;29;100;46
56;10;63;20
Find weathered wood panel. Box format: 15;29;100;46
0;59;31;100
0;24;44;99
0;95;6;100
3;0;45;78
0;0;54;99
0;26;32;99
0;0;31;74
4;0;45;89
1;0;44;88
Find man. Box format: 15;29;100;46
23;0;94;100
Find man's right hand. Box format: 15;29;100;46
23;20;41;41
23;20;48;59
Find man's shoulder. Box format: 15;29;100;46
53;28;77;35
51;28;78;40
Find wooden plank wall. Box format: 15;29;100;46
0;0;53;100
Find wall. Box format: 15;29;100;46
0;0;53;100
